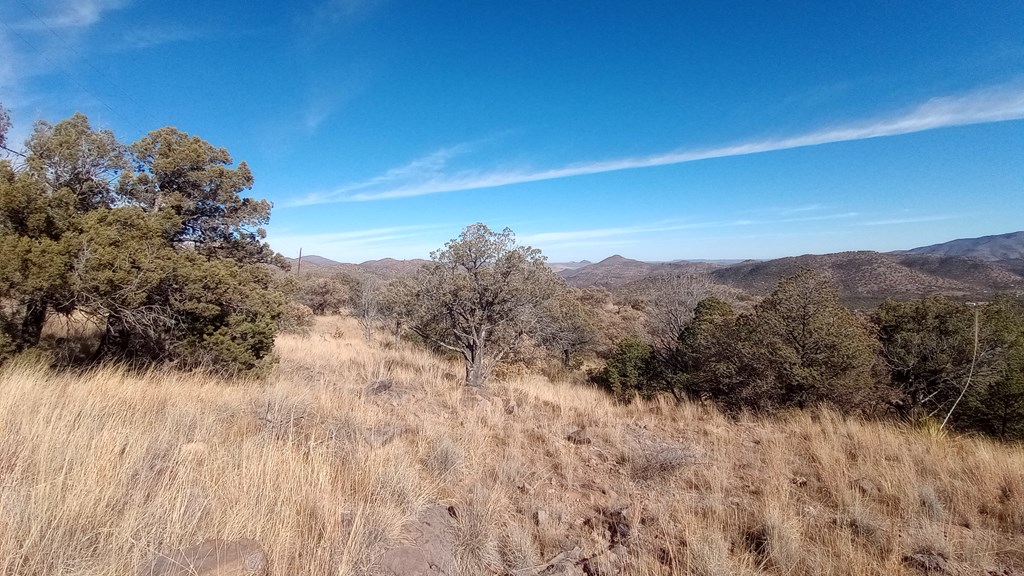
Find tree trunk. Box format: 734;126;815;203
392;319;402;343
465;343;486;387
17;299;48;351
562;348;571;368
88;311;121;363
89;321;113;364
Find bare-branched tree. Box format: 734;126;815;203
406;224;563;387
353;276;382;341
645;273;724;361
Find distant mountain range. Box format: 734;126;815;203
286;230;1024;305
557;255;720;288
896;231;1024;260
708;251;1021;306
546;260;592;273
287;256;428;279
555;232;1023;305
295;255;344;267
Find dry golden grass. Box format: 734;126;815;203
1;315;1022;575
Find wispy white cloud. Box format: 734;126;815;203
297;76;369;136
271;224;441;246
303;97;337;133
544;239;644;250
116;25;203;50
520;212;859;249
294;144;475;205
292;84;1024;205
738;203;827;217
781;212;859;223
297;0;387;38
316;0;386;22
0;0;154;135
266;224;449;260
11;0;129;30
0;30;18;92
778;204;824;216
857;215;956;226
520;224;679;245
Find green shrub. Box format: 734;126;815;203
297;275;350;315
739;269;881;412
669;296;744;403
592;336;662;402
874;294;1024;439
671;270;882;414
874;296;976;418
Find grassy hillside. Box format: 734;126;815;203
1;316;1022;575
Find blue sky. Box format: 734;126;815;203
1;1;1022;262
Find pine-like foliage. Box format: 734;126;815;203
0;110;286;374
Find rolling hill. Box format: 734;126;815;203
283;231;1024;305
708;251;1022;306
898;230;1024;260
558;255;720;288
546;260;593;273
285;255;429;279
356;258;430;279
560;250;1022;307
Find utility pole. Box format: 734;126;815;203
296;247;303;277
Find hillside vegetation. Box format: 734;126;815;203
549;251;1024;307
900;231;1024;261
709;252;1023;305
2;315;1023;575
293;247;1024;309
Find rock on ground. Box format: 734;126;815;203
141;538;268;576
378;505;458;576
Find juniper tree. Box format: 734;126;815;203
874;296;977;418
0;111;286;373
670;296;743;403
962;295;1024;439
594;336;662;402
669;270;881;413
877;294;1024;438
739;268;880;411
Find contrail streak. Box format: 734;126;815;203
293;85;1024;205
